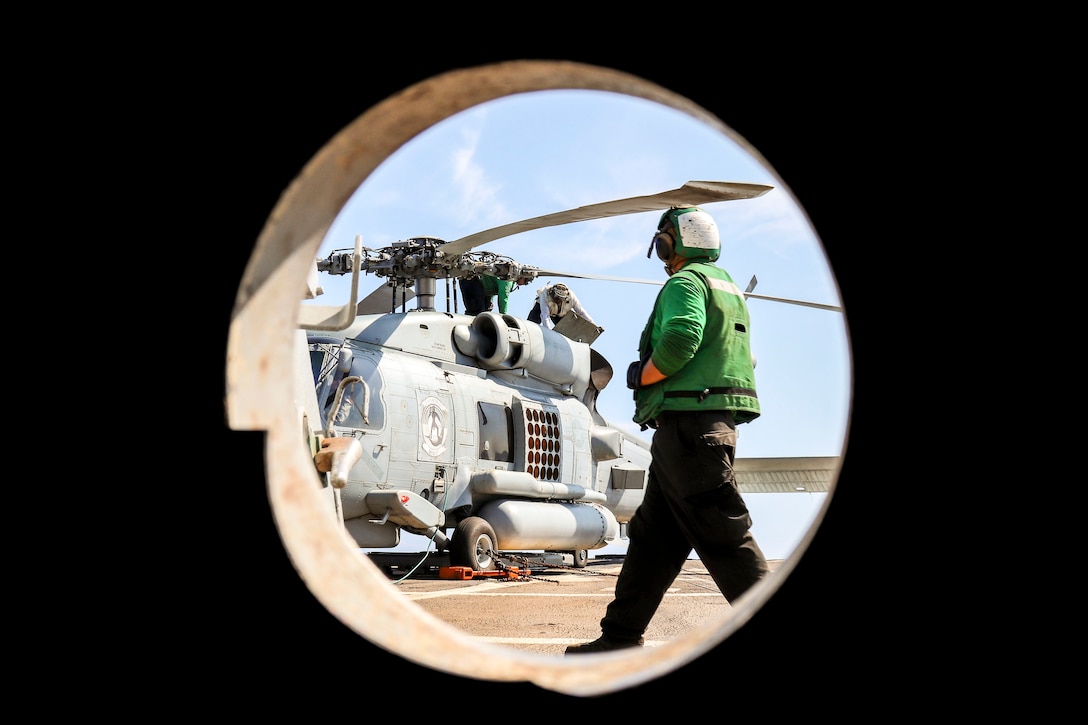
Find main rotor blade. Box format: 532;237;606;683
529;268;663;285
440;180;773;257
534;267;842;311
744;292;842;312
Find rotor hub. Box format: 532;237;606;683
318;237;538;311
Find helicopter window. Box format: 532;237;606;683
324;352;385;431
310;348;337;403
477;402;513;462
309;337;353;410
309;349;326;382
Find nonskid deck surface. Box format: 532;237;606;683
364;553;783;655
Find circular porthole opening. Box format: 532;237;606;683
226;60;850;697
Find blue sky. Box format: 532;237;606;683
305;89;850;560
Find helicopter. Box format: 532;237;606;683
294;180;841;573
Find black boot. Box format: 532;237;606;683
564;634;644;654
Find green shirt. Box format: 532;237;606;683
633;262;760;426
479;275;516;313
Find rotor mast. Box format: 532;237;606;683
414;277;439;311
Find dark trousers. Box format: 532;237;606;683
459;279;490;315
527;301;542;323
527;301;560;325
600;410;769;641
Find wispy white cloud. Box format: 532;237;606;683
450;124;509;228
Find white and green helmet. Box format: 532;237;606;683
657;206;721;262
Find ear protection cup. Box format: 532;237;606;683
654;231;673;261
647;230;674;261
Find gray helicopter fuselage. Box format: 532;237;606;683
306;309;649;554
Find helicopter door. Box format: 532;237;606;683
476;401;514;463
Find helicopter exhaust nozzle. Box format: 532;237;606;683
453;312;591;396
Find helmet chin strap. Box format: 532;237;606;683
664;255;685;277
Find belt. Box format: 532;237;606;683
647;410;694;429
664;386;756;402
649;409;735;430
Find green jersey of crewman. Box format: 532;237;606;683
630;207;760;429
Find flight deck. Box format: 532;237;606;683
364;553;783;655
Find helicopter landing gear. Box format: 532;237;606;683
450;516;499;571
571;549;589;568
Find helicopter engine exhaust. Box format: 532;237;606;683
476;498;619;551
453;311;591;396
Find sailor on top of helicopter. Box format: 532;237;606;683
527;282;597;330
459;274;531;315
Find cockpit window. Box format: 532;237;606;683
309;339;385;431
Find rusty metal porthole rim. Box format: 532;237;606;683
226;60;818;697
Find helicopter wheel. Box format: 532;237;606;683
450;517;499;571
571;549;589;568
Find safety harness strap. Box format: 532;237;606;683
664;386;757;403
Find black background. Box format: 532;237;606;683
194;46;894;708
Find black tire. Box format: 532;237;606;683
571;549;589;568
450;517;499;571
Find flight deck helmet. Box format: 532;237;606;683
545;282;572;318
648;206;720;263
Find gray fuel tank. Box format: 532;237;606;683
477;499;619;551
